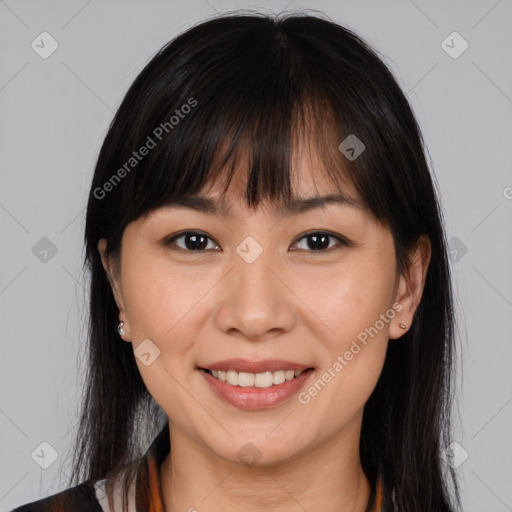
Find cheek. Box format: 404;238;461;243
310;254;397;349
121;252;198;343
343;273;394;336
120;256;202;415
299;247;396;412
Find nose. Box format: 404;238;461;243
213;243;297;342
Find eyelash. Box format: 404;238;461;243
163;230;349;254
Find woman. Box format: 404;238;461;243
12;11;461;512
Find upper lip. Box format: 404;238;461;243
200;358;313;373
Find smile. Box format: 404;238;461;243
203;368;308;388
198;366;315;409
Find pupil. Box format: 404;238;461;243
186;234;207;250
309;234;328;250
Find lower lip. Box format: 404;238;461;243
199;368;315;409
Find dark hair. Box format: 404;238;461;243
67;10;461;511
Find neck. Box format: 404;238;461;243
160;418;372;512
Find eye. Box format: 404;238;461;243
164;230;347;253
165;231;220;252
291;231;348;252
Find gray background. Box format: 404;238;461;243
1;0;511;510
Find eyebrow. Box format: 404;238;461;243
160;193;363;219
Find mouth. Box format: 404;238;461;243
199;367;314;388
197;364;315;409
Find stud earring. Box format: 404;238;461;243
117;321;126;336
399;323;407;330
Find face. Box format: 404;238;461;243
99;148;429;468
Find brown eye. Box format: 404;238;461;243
165;231;220;251
291;231;348;252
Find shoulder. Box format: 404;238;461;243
9;480;103;512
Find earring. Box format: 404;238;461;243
399;323;407;330
117;321;126;336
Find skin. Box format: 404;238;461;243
98;148;431;512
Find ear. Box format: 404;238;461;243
389;235;431;339
97;238;128;321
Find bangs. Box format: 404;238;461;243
111;18;367;226
144;96;357;213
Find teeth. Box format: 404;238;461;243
226;370;239;385
206;368;307;387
